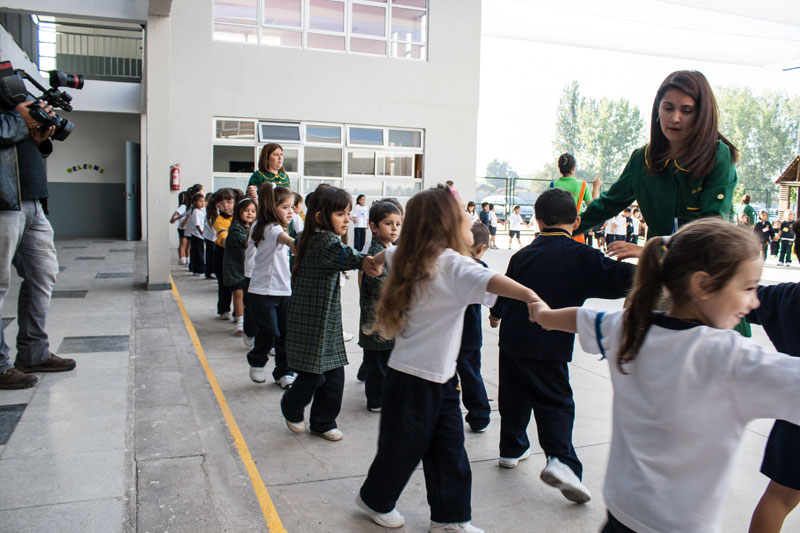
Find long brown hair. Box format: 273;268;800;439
208;187;235;226
373;185;471;339
252;185;292;246
646;70;739;178
618;218;759;372
291;185;352;278
258;143;286;175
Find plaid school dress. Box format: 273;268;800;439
286;231;365;373
358;239;394;351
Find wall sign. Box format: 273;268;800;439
66;163;105;174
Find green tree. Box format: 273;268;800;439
578;97;646;186
485;159;519;179
553;81;583;156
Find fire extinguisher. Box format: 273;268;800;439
170;164;181;191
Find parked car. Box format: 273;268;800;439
478;195;535;223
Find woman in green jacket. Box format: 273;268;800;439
248;143;291;190
577;70;739;258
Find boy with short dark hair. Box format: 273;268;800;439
456;222;492;432
490;188;635;504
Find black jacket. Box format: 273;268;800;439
490;228;635;361
0;109;52;211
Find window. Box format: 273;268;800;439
378;153;413;176
347;151;375;175
259;122;301;142
213;0;427;60
349;126;384;146
215;119;256;140
388;128;421;147
304;146;342;176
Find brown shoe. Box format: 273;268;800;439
0;368;38;389
15;354;76;373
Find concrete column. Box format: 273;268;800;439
144;14;172;290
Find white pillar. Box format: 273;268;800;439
144;14;172;290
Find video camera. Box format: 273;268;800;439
0;61;84;141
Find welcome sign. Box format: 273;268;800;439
66;163;106;174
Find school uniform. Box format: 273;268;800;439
488;211;498;236
479;209;490;228
358;239;392;410
778;221;795;264
202;215;217;278
490;228;634;479
457;257;491;431
579;309;800;533
608;214;628;244
507;213;523;240
360;247;496;524
188;207;206;274
282;231;365;433
213;212;233;315
754;220;773;260
748;282;800;491
243;223;258;338
352;204;369;253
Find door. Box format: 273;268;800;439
125;141;141;240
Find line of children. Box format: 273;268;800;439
212;188;236;320
357;200;402;413
187;192;206;276
490;188;634;503
530;218;800;533
224;198;257;336
356;185;542;533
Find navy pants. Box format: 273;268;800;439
498;350;582;479
213;244;231;314
363;348;391;410
204;238;215;277
189;236;205;274
246;294;291;380
360;369;472;523
601;512;636;533
779;240;793;264
456;348;490;431
242;278;256;338
281;366;345;433
353;227;366;253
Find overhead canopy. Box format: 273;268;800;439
482;0;800;69
776;155;800;185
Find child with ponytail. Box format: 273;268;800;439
530;218;800;533
356;185;541;533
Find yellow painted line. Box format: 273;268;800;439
171;277;286;533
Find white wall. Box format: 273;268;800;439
163;0;482;200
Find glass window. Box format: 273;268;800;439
261;28;302;47
388;129;421;147
308;33;345;51
378;154;413;176
216;120;256;140
391;7;426;42
214;145;256;173
347;151;376;175
304;147;342;176
304;178;342;192
214;0;257;25
350;38;386;55
306;124;342;143
345;179;383;197
214;24;258;43
259;123;301;142
352;4;385;37
384;180;421;197
282;147;299;172
214;175;251;191
349;127;384;146
309;0;345;32
263;0;301;27
391;42;424;59
392;0;425;7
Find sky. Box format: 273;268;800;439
476;0;800;177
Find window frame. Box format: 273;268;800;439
257;121;303;144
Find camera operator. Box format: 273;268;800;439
0;100;76;389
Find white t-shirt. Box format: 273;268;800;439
202;215;217;241
576;308;800;533
508;213;524;231
612;214;628;236
353;204;369;228
469;211;480;223
244;223;257;278
174;204;187;223
188;207;205;239
631;217;640;236
489;211;498;228
248;224;291;296
386;247;497;383
291;212;304;235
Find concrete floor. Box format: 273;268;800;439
0;234;798;532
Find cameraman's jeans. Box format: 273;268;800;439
0;200;58;372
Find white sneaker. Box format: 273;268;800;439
218;311;231;320
343;332;354;342
269;347;276;356
234;326;244;336
277;374;296;389
499;448;530;469
285;417;306;433
429;521;484;533
249;366;265;383
243;336;255;348
539;456;592;504
312;428;343;441
355;493;404;528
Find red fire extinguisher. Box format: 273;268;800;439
170;164;181;191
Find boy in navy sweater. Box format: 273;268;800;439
456;222;492;432
490;188;635;504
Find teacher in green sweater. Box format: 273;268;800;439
577;70;739;260
249;143;291;190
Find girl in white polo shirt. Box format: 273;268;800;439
355;185;540;533
530;218;800;533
